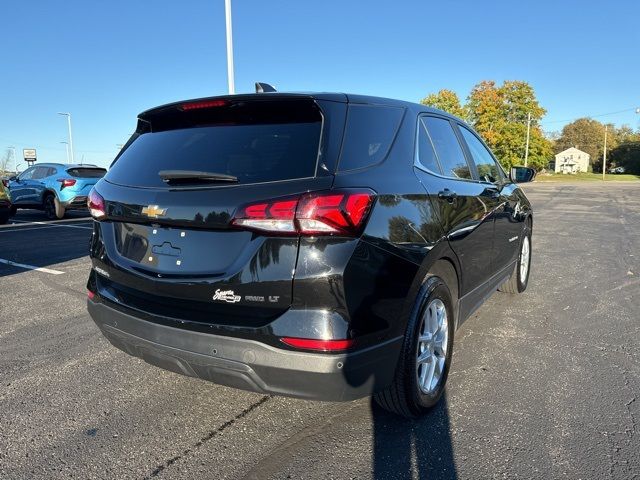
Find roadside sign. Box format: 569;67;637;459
23;149;37;162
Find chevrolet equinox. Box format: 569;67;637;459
86;91;535;417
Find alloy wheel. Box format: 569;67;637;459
520;236;530;281
416;298;448;395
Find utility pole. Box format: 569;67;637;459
602;125;608;181
524;112;531;167
224;0;235;94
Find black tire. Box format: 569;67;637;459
374;276;455;418
44;194;57;220
10;205;17;217
0;210;9;225
44;194;65;220
498;220;532;294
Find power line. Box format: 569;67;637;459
541;107;639;125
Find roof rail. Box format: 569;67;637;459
255;82;277;93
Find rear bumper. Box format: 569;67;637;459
87;300;402;401
59;195;88;209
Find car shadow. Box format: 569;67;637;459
369;392;457;479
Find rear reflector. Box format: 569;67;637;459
87;188;106;219
57;178;77;189
87;290;95;300
180;100;228;111
281;337;355;352
232;189;375;236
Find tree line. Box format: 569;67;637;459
421;82;640;174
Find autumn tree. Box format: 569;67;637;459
421;81;552;170
420;89;466;119
464;80;551;170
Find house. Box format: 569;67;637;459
553;147;590;174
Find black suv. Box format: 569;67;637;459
86;92;534;417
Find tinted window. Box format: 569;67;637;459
107;123;322;188
459;127;505;183
67;168;107;178
423;117;471;179
416;118;442;174
338;105;404;171
31;167;49;180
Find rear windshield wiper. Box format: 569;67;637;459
159;170;239;185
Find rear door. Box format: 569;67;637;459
456;125;521;273
413;114;498;297
34;166;56;198
92;97;346;326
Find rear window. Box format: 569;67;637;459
67;168;107;178
337;105;404;171
106;100;323;188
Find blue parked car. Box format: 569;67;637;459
8;163;107;219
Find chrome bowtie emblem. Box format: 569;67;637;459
141;205;167;218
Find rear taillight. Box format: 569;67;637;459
231;189;375;236
281;337;355;352
87;290;95;300
57;178;77;189
87;188;106;219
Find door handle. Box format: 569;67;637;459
438;189;458;202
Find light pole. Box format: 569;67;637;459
60;141;70;163
224;0;235;94
57;112;75;164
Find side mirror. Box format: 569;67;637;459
510;166;536;183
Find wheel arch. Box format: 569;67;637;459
403;241;462;330
41;188;59;203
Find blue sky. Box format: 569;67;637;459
1;0;639;170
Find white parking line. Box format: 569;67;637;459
0;258;65;275
0;226;75;234
8;219;93;230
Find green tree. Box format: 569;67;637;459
420;89;466;119
607;142;640;174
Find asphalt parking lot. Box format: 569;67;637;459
1;182;639;479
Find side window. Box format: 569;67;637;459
459;127;505;183
416;117;443;174
46;167;57;177
338;105;404;171
31;167;48;180
422;117;472;180
18;167;35;180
